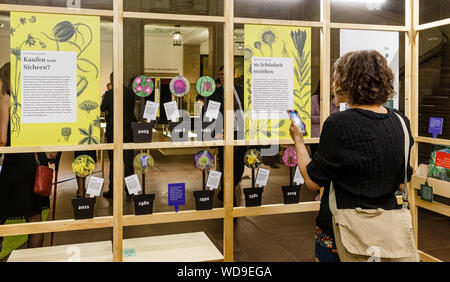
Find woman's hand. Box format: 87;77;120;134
289;118;305;145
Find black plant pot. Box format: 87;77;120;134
132;193;155;215
131;122;153;143
193;190;215;210
243;187;264;207
281;185;301;204
72;198;96;220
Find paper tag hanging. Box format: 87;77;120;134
204;100;221;120
293;167;304;185
143;101;159;121
86;176;104;197
206;170;222;190
255;168;270;187
124;174;142;195
164;101;180;122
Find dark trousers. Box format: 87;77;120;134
107;139;134;192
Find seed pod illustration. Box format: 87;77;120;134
77;75;88;97
79;100;99;113
53;21;75;42
61;127;72;141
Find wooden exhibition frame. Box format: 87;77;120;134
0;0;447;262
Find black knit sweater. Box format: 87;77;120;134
306;107;414;239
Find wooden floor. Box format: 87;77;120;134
2;150;450;262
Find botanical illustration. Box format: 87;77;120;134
282;147;298;167
132;75;154;98
78;123;99;145
133;153;155;175
244;25;311;140
194;150;214;172
9;12;100;146
72;154;95;177
244;149;262;169
196;76;215;97
170;75;190;98
61;127;72;141
79;100;99;113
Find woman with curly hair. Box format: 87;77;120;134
289;50;418;262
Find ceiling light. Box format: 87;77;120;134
171;25;182;46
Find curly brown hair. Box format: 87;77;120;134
332;50;394;105
0;62;10;96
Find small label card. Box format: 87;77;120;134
420;182;433;202
428;117;443;138
293;167;305;185
124;174;142;195
255;168;270;187
143;101;159;121
205;100;221;120
340;103;349;112
86;176;104;198
164;101;180;122
168;183;185;212
206;170;222;190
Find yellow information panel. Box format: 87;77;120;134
244;24;311;140
10;12;100;146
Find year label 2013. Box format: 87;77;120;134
287;192;297;196
78;205;90;210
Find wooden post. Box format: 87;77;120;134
223;0;235;263
320;0;331;130
113;0;124;262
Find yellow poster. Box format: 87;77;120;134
244;24;311;140
10;12;100;146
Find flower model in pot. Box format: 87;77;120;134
193;150;216;210
132;152;156;215
71;155;96;219
281;147;301;204
243;148;264;207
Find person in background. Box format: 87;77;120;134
289;50;417;262
101;72;136;198
0;63;49;251
310;80;339;139
107;82;113;91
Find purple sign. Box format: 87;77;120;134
168;183;185;212
428;117;443;138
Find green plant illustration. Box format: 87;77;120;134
78;123;99;145
261;29;277;57
92;116;101;128
291;29;311;120
79;100;98;113
77;75;88;97
10;17;47;135
42;21;98;78
61;127;72;141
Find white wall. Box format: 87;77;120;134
144;35;184;76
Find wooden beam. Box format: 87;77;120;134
223;0;234;263
123;140;225;150
112;0;124;263
122;209;225;226
418;250;443;262
415;136;450;147
417;18;450;31
0;217;113;237
330;22;408;32
320;0;331;129
0;144;113;154
416;198;450;218
233;202;320;218
0;4;114;17
233;138;320;147
234;17;323;28
123;11;225;23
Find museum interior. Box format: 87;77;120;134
0;0;449;263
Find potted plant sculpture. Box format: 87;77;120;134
243;148;264;207
193;150;216;210
71;154;96;219
281;147;301;204
132;152;156;215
